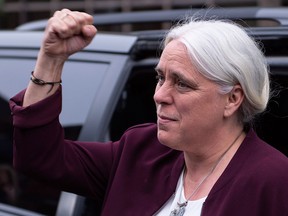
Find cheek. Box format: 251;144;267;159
197;94;226;122
177;96;203;116
179;93;224;121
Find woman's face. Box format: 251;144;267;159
154;40;229;151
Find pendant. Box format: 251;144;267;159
170;202;187;216
177;205;186;216
170;209;178;216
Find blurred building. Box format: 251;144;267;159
0;0;287;29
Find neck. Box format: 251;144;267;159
184;127;245;170
183;127;245;185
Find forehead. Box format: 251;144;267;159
157;40;220;90
159;40;190;65
157;40;198;77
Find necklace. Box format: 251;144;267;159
170;131;243;216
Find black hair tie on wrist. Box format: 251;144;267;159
30;71;62;93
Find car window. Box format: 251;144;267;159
0;57;109;128
61;61;108;127
110;63;158;141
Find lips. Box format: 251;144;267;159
157;114;177;122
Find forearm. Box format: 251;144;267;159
23;51;65;107
11;88;64;173
11;89;85;192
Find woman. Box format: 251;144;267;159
10;9;288;216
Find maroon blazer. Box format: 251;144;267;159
10;88;288;216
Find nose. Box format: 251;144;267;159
153;82;173;105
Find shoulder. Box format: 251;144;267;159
240;129;287;164
125;122;157;132
112;123;183;174
120;123;158;142
216;131;288;208
117;123;180;156
236;130;288;183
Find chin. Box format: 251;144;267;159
157;131;180;150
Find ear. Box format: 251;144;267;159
224;85;244;118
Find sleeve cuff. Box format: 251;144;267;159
9;86;62;128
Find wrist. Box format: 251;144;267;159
30;71;62;93
34;50;65;81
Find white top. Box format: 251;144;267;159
155;170;206;216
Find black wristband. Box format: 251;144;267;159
30;71;62;93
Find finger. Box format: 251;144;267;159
57;10;81;38
65;11;94;30
47;9;73;39
53;8;72;20
50;9;94;39
81;25;97;44
60;13;70;21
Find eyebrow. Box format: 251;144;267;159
154;66;162;74
155;67;187;78
171;71;187;81
155;67;199;89
155;65;191;80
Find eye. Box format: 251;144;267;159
156;74;165;85
177;80;188;88
176;79;190;90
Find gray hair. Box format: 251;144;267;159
164;18;270;124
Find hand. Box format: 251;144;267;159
23;9;97;106
42;8;97;60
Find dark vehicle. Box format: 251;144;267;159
0;7;288;216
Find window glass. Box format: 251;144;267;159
0;58;109;127
109;65;157;141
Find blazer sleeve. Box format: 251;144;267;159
9;87;116;200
